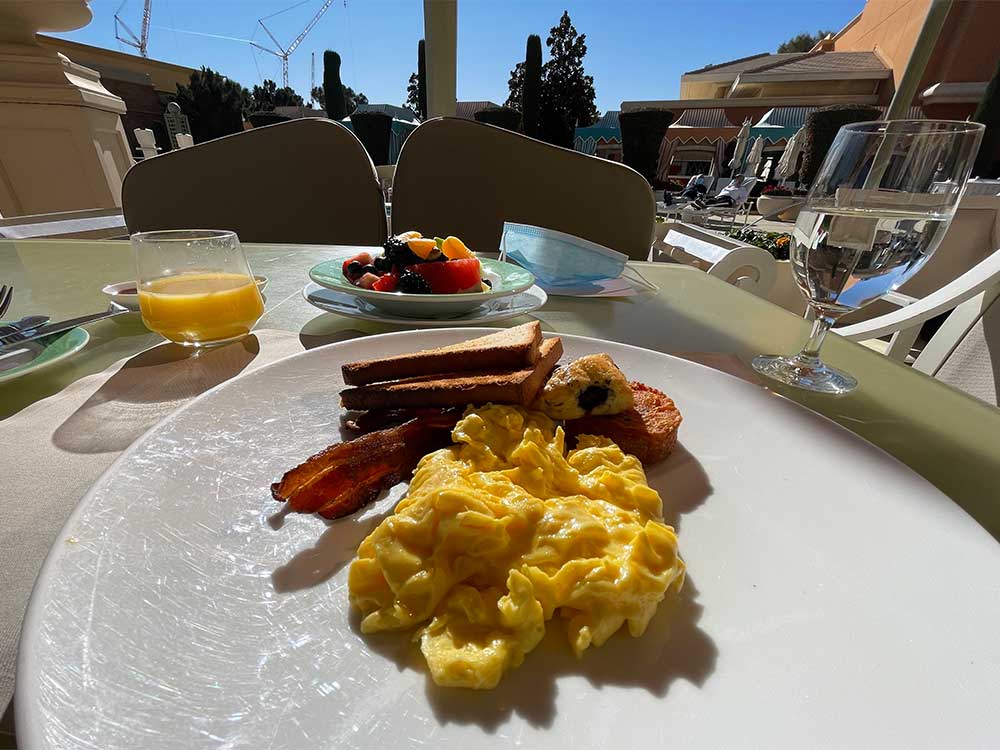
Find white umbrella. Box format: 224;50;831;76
776;126;804;179
728;121;750;171
711;138;726;177
745;136;764;177
655;136;678;184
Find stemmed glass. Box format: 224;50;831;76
753;120;984;393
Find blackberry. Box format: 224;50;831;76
346;260;364;277
397;270;432;294
383;237;420;266
360;264;378;276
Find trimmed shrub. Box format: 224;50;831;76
323;51;347;120
619;109;675;183
247;111;290;128
474;106;522;132
799;104;881;186
350;110;392;166
522;34;542;139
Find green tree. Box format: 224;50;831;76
973;57;1000;178
249;79;304;112
323;50;347;119
175;67;248;143
505;12;599;147
311;85;325;109
405;40;427;119
777;29;834;53
344;86;368;115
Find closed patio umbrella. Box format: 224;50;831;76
655;136;678;183
776;126;803;179
712;138;726;177
745;136;764;177
728;121;750;171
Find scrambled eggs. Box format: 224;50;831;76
348;405;685;689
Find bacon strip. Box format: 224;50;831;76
344;407;455;434
271;412;459;519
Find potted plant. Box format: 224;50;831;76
756;184;805;222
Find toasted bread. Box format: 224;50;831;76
564;381;681;465
342;322;541;386
341;337;563;410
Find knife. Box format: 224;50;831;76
0;303;129;352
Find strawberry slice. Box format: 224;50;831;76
372;272;398;292
406;258;481;294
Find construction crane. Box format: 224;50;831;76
114;0;153;58
251;0;336;88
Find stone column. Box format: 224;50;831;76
423;0;457;119
0;0;134;217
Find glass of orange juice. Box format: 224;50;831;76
133;229;264;347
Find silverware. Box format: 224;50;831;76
0;302;128;351
0;314;50;337
0;285;12;318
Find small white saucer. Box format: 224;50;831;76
302;281;547;326
103;276;269;312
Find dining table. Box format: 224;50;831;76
2;236;999;743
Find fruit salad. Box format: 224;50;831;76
342;232;490;295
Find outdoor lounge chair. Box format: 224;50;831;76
122;119;388;246
391;117;654;260
681;177;758;229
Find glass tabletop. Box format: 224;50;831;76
1;237;998;539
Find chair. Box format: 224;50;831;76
175;133;194;149
681;177;757;229
133;128;160;160
122;119;388;246
391;118;654;260
649;221;777;298
836;247;1000;405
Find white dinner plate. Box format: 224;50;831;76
303;281;548;326
17;331;1000;749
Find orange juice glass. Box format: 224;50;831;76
133;230;264;347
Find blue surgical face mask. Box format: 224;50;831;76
500;223;632;287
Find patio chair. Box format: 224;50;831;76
836;247;1000;405
391;117;654;260
649;221;777;298
681;177;757;229
122;119;388;246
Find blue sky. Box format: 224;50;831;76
55;0;864;113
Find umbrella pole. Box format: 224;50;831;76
886;0;953;121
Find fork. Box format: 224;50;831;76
0;285;12;318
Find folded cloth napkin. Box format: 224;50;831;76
0;329;305;712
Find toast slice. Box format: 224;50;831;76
342;322;542;386
341;337;563;410
564;382;682;465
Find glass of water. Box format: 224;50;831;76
753;120;984;394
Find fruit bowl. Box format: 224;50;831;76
309;252;535;318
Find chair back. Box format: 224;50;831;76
391;118;654;260
134;128;159;160
915;287;1000;406
122;119;387;246
175;134;194;149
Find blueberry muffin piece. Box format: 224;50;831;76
535;353;634;420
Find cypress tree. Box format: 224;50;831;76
323;50;347;120
523;34;542;138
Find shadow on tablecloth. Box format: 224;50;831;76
52;336;263;454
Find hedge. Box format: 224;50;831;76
799;104;881;186
247;111;290;129
474;106;522;132
619;109;675;184
349;110;392;166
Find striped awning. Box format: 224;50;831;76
670;108;734;129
